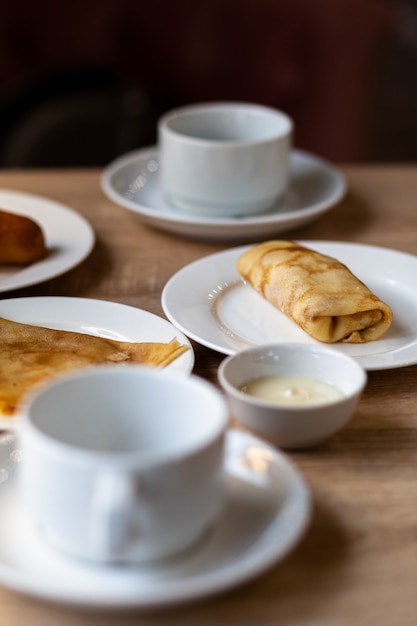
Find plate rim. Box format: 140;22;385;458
0;189;95;293
0;429;311;610
161;240;417;371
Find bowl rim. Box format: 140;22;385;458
217;342;368;410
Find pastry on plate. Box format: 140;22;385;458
237;240;393;343
0;209;47;264
0;317;188;416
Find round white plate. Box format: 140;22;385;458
0;189;95;292
0;296;194;428
162;241;417;371
101;146;346;242
0;428;310;611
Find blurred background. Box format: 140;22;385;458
0;0;415;167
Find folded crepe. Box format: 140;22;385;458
237;240;393;344
0;317;188;416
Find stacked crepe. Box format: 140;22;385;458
237;240;393;343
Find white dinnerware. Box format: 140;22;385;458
101;147;346;242
158;102;293;217
0;189;94;292
17;367;227;564
0;429;310;609
218;343;367;449
161;241;417;370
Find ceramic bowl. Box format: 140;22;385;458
218;343;367;449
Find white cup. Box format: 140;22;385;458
17;366;228;564
158;102;293;217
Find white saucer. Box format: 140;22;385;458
0;429;310;610
162;241;417;371
101;146;346;242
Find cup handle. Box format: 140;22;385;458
88;472;139;561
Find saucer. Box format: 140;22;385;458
0;429;310;610
101;146;346;242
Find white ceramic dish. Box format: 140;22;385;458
18;367;227;564
158;103;293;217
101;146;346;242
162;241;417;371
0;429;310;611
218;343;367;449
0;189;94;292
0;296;194;428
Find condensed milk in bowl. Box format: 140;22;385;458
218;342;367;449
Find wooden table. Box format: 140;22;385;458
0;165;416;625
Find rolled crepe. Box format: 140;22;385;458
0;209;47;264
237;240;393;343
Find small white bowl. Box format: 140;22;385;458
218;343;367;450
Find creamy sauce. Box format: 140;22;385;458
240;375;344;406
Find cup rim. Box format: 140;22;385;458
158;101;293;146
18;365;228;467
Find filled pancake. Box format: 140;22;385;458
237;240;393;343
0;209;47;264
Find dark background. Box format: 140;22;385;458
0;0;415;167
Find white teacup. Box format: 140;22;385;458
158;102;293;217
17;366;228;564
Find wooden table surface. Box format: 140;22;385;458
0;165;416;626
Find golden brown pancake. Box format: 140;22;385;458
0;317;188;416
237;240;393;343
0;209;47;264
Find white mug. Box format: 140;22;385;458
158;102;293;217
17;366;228;563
